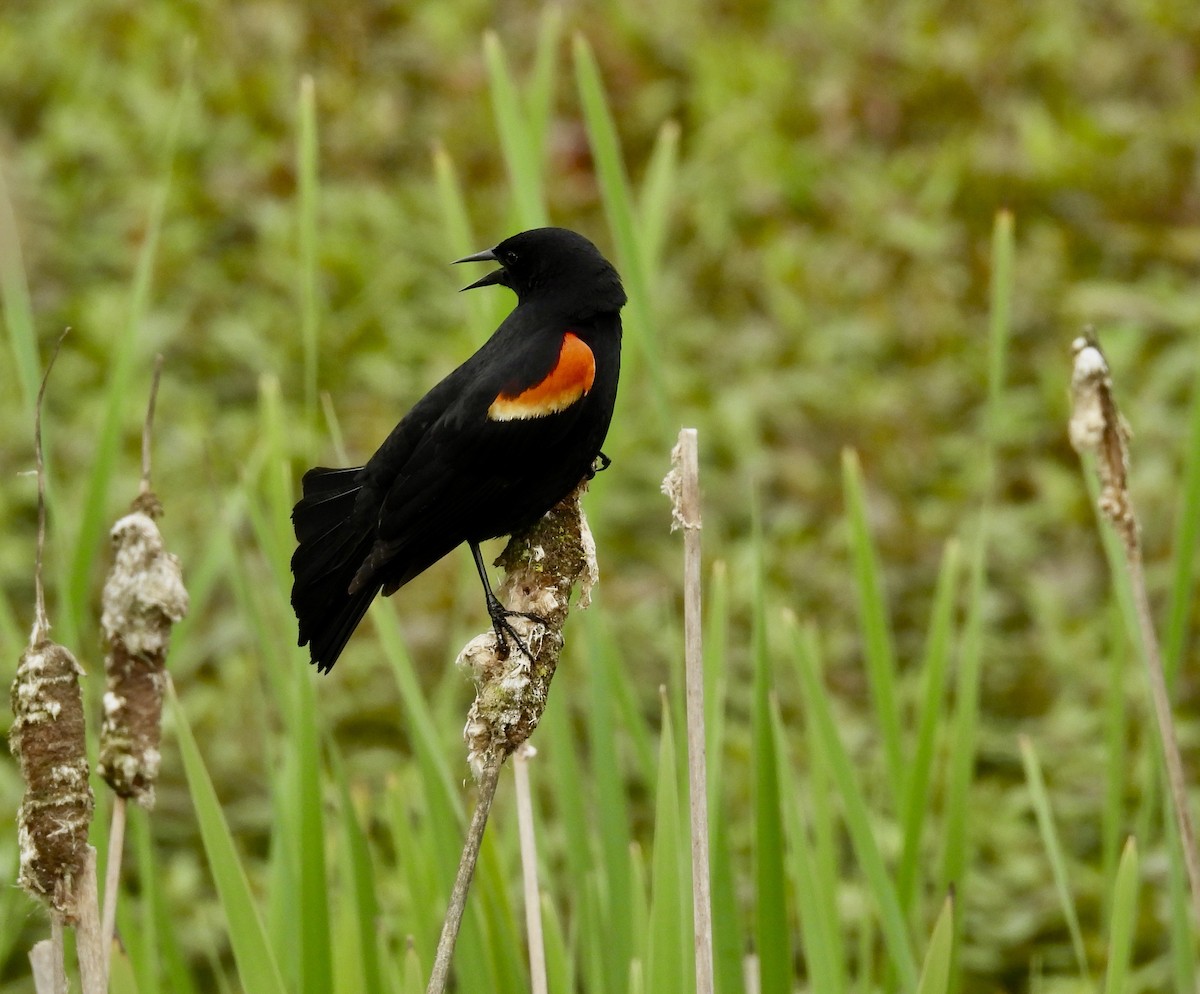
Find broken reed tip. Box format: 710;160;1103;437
1068;331;1135;547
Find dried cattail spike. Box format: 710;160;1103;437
9;639;95;921
98;506;188;807
456;480;595;777
1069;332;1136;550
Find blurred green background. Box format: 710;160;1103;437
1;0;1198;990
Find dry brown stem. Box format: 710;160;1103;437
663;428;715;994
1069;331;1200;931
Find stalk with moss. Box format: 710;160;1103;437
427;478;597;994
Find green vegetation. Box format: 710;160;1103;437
2;1;1199;991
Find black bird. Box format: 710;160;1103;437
290;227;625;672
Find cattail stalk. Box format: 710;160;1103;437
1069;332;1200;930
663;427;715;994
10;333;94;928
427;479;597;994
97;356;188;983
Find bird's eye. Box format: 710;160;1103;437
504;250;519;266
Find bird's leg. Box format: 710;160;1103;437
470;542;549;661
587;450;612;479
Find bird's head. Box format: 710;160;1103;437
454;227;626;315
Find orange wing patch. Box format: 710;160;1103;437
488;333;596;421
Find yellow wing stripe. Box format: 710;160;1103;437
488;333;596;421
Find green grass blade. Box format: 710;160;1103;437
295;669;334;994
1163;796;1197;994
1162;357;1200;688
985;209;1014;435
1102;838;1138;994
476;830;528;992
586;613;635;994
169;681;288;994
430;144;509;337
751;541;791;994
541;891;574;994
1101;605;1127;911
582;874;613;994
108;946;143;994
266;746;301;990
67;54;192;633
571;35;648;308
916;894;955;994
385;774;441;953
940;209;1014;896
0;844;25;972
841;448;903;802
526;7;563;154
252;371;332;994
0;591;20;662
897;539;961;912
590;608;656;783
702;561;746;994
484;31;547;229
431;142;477;259
297;74;321;424
637;120;680;278
129;804;198;994
796;623;849;993
773;702;844;994
1017;736;1090;982
646;692;689;994
539;694;594;903
789;621;919;990
572;34;670;434
372;608;460;815
403;941;425;994
0;157;39;410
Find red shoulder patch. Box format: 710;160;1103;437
488;333;596;422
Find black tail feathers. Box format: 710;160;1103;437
290;466;378;672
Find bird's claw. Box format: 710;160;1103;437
587;451;612;480
487;600;549;662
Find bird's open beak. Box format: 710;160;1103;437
453;247;507;292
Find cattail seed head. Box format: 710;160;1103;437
9;639;95;921
1069;333;1136;549
98;504;188;807
456;482;595;778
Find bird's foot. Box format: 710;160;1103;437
587;451;612;480
487;601;550;662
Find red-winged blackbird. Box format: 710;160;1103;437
290;227;626;672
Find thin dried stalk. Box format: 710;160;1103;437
1069;332;1200;930
425;758;502;994
513;745;547;994
75;848;104;994
29;926;66;994
663;428;715;994
100;800;126;981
